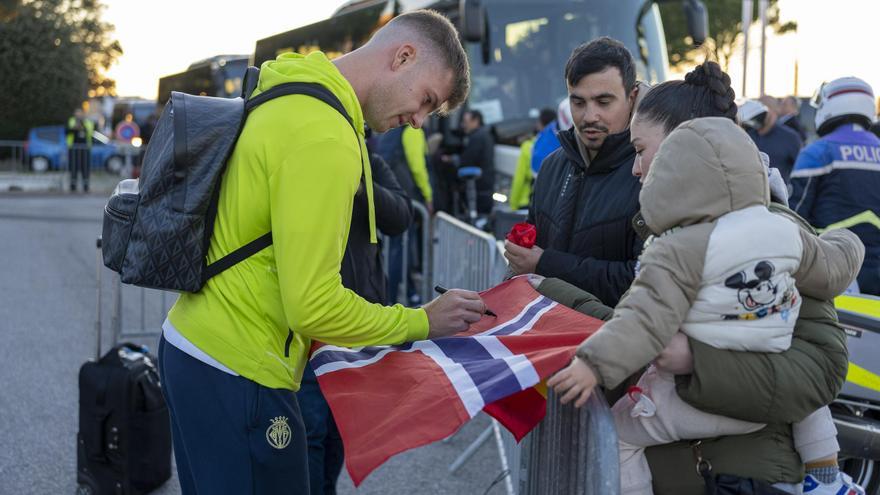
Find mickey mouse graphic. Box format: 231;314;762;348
724;261;778;311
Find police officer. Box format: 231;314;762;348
66;108;93;192
738;97;803;182
790;76;880;295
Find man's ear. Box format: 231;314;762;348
628;84;640;105
627;84;640;117
391;44;417;71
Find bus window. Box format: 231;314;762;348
253;1;387;65
468;0;669;126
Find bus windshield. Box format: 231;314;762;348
468;0;668;125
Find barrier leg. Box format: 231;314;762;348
448;423;494;473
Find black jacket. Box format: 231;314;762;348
527;127;642;306
459;126;495;213
781;114;808;142
341;154;413;304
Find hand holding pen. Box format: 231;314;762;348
421;286;492;338
434;285;497;317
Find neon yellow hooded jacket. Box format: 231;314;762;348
509;137;534;210
401;126;432;203
168;52;429;390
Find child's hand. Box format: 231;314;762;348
546;357;598;408
653;331;694;374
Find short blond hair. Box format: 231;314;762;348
383;10;470;114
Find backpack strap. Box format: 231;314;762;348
202;82;365;285
245;82;356;130
203;232;273;281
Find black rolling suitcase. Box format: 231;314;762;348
77;239;172;495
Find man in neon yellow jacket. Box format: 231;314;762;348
509;108;561;210
66;108;93;192
377;124;434;305
158;11;480;493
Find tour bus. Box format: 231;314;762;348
156;54;249;107
252;0;708;183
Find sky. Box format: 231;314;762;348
103;1;347;99
104;0;880;101
724;0;880;99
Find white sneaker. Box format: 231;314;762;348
803;472;866;495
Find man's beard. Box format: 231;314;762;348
577;124;609;149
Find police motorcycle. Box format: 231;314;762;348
834;294;880;493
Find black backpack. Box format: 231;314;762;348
102;68;362;292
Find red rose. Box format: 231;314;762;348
506;222;537;248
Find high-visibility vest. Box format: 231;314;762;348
66;116;94;148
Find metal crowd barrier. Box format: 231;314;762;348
0;140;28;172
431;211;505;292
521;393;619;494
0;140;138;175
412;201;432;304
96;239;174;355
382;200;432;306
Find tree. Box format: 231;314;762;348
0;0;121;139
659;0;796;72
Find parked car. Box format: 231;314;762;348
24;125;124;173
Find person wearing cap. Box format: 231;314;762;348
738;97;803;182
790;76;880;296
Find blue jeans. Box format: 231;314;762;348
387;227;420;305
157;336;309;494
296;364;344;495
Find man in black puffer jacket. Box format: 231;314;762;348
505;37;643;306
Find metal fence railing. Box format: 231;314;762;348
432;212;506;292
382;200;432;306
521;393;619;495
0;140;138;175
0;140;28;172
95;239;174;356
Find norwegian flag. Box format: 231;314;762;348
310;277;604;485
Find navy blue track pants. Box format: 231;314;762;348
157;336;309;494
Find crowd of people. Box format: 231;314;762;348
153;8;879;495
503;36;875;495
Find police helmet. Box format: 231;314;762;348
736;99;769;131
812;77;875;136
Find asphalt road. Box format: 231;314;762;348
0;192;505;494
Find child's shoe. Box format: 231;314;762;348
803;471;865;495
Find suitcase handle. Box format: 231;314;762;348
99;342;149;364
84;410;110;462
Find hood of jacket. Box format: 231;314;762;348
254;51;365;139
640;117;770;234
253;51;378;241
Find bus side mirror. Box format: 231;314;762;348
459;0;486;43
683;0;709;46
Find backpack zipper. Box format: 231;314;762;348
104;204;130;221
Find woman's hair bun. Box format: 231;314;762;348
684;61;737;119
